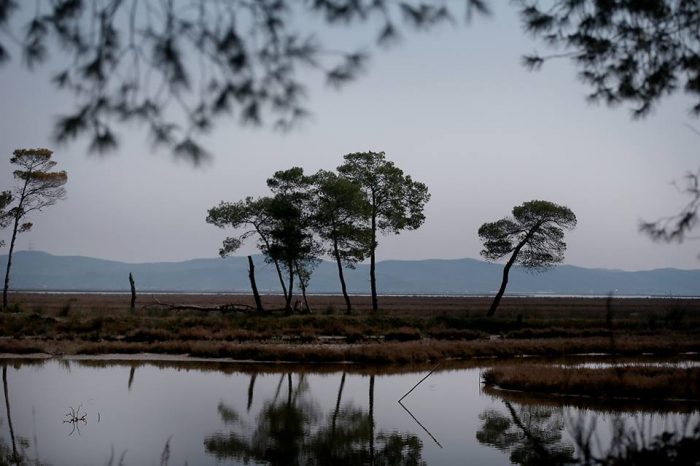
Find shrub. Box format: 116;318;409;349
426;329;484;341
384;327;421;342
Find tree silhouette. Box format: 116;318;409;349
516;1;700;250
207;196;291;307
640;168;700;245
0;191;12;248
310;170;372;313
207;167;320;312
1;2;697;165
478;200;576;316
517;1;700;118
0;1;489;163
337;151;430;312
3;149;67;310
266;168;320;312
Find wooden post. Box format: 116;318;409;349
129;273;136;311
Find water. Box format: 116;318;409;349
0;358;697;465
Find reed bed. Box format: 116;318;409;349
1;293;699;363
1;335;698;364
482;364;700;400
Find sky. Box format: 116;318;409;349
0;3;698;271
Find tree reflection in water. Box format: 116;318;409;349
204;372;425;466
477;399;700;466
1;365;37;466
477;401;575;465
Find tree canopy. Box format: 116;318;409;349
1;1;697;164
0;0;489;164
640;168;700;243
480;200;576;268
0;191;12;248
518;0;700;118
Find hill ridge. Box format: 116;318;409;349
1;250;698;295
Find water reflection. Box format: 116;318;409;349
479;394;700;466
62;405;87;436
0;357;696;465
476;402;574;465
1;365;36;465
205;372;426;465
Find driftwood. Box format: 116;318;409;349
140;296;257;313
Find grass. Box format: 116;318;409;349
0;293;699;363
482;364;700;401
0;335;698;364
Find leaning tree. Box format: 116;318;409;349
3;148;68;309
337;151;430;312
478;200;576;316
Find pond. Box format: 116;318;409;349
0;356;697;465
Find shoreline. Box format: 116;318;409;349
1;335;699;364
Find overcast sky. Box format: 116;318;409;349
0;3;697;271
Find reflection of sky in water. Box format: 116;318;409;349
0;359;696;465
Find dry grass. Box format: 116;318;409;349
1;293;699;363
482;364;700;400
0;335;698;363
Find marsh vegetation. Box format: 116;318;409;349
0;293;698;364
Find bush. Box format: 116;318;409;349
124;328;174;343
427;328;484;341
384;327;421;342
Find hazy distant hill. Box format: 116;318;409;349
1;251;699;296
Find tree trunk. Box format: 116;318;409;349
285;263;294;313
487;226;540;317
369;374;375;465
129;272;136;311
273;259;289;305
370;211;378;312
487;256;515;317
247;256;264;312
333;237;352;314
2;214;20;310
3;366;17;461
297;267;311;314
256;228;289;304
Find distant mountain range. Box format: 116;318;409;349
1;251;699;296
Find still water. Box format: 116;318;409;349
0;357;697;465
